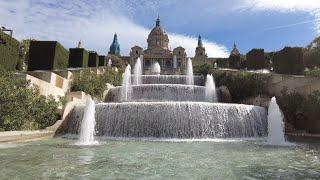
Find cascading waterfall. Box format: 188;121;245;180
106;84;206;102
205;74;218;102
75;96;98;145
61;57;269;140
151;62;161;75
121;65;131;102
66;102;267;138
132;75;204;85
133;58;142;85
267;97;286;145
186;58;194;85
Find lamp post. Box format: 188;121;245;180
0;26;13;45
2;26;13;37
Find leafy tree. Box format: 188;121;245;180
304;37;320;68
212;71;270;102
71;68;122;100
0;66;60;131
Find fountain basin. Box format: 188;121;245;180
58;102;267;138
105;84;206;102
130;75;204;85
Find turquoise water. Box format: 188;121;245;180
0;138;320;179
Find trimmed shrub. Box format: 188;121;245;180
273;47;304;75
0;30;20;70
28;41;69;71
246;49;266;70
0;66;60;131
228;55;241;69
99;56;106;66
88;51;99;67
68;48;89;68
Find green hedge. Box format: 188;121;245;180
68;48;89;68
53;42;69;69
99;56;106;66
246;49;266;70
273;47;304;75
228;55;241;69
88;51;99;67
0;30;20;70
28;41;69;71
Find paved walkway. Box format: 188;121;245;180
0;130;54;143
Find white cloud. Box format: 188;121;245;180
0;0;229;58
239;0;320;33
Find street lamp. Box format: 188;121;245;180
1;26;13;37
0;26;13;45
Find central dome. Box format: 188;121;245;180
147;16;169;50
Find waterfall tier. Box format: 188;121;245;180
105;84;206;102
60;102;267;138
131;75;204;85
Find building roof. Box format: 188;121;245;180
147;16;169;50
198;35;203;47
109;33;120;56
230;43;240;56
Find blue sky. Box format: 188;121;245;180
0;0;319;57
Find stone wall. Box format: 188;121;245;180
16;71;70;102
268;73;320;98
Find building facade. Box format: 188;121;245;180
128;16;188;74
107;16;237;74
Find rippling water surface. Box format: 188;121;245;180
0;138;320;179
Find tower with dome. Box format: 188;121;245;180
107;16;236;74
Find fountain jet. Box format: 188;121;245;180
121;65;131;102
133;58;142;85
75;96;98;146
267;97;286;145
186;58;194;85
151;62;161;75
107;59;112;67
205;74;218;102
